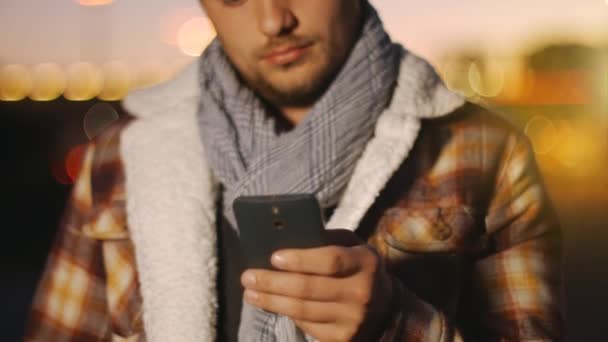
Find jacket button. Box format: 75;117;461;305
433;222;452;241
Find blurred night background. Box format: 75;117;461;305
1;0;607;340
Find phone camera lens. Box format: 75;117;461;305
272;219;286;230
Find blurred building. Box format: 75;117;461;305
439;42;608;341
439;43;608;187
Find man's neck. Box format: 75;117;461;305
280;106;312;126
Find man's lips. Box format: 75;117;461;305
262;42;314;66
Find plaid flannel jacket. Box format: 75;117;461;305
26;104;563;341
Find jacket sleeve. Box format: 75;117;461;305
379;132;564;341
25;124;143;341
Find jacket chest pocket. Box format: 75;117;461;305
377;205;481;315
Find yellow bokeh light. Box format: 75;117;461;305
98;61;132;101
177;17;215;57
551;119;602;173
76;0;114;6
0;64;33;101
524;116;558;155
440;60;475;98
29;63;67;101
64;62;104;101
497;58;526;102
468;61;505;98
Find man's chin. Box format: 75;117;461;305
256;82;321;107
259;69;333;106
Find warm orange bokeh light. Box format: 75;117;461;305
161;7;202;46
177;17;215;57
76;0;114;6
66;144;87;182
51;160;72;185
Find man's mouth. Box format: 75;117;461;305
262;42;314;66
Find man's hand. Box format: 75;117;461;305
240;230;394;342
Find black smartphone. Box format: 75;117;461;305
233;193;327;269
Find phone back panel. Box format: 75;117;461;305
233;194;326;269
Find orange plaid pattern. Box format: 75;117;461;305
26;119;143;341
26;104;563;341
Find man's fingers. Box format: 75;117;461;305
271;245;361;276
241;269;345;301
244;290;340;323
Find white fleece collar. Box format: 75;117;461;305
120;49;464;342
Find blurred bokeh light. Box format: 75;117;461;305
0;65;33;101
467;60;505;98
76;0;114;6
525;116;558;155
99;61;131;101
177;16;215;57
161;6;202;46
83;102;119;139
51;160;72;185
29;63;67;102
64;62;104;101
65;144;87;182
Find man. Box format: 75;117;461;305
27;0;563;341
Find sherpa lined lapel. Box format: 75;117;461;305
121;63;220;342
121;49;464;342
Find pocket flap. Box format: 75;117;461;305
380;206;479;253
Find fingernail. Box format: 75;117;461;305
244;289;259;302
271;253;287;267
242;272;256;287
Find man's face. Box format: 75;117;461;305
200;0;362;107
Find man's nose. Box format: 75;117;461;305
256;0;297;37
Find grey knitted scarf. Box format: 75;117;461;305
197;2;401;341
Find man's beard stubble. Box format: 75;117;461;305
239;36;347;108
